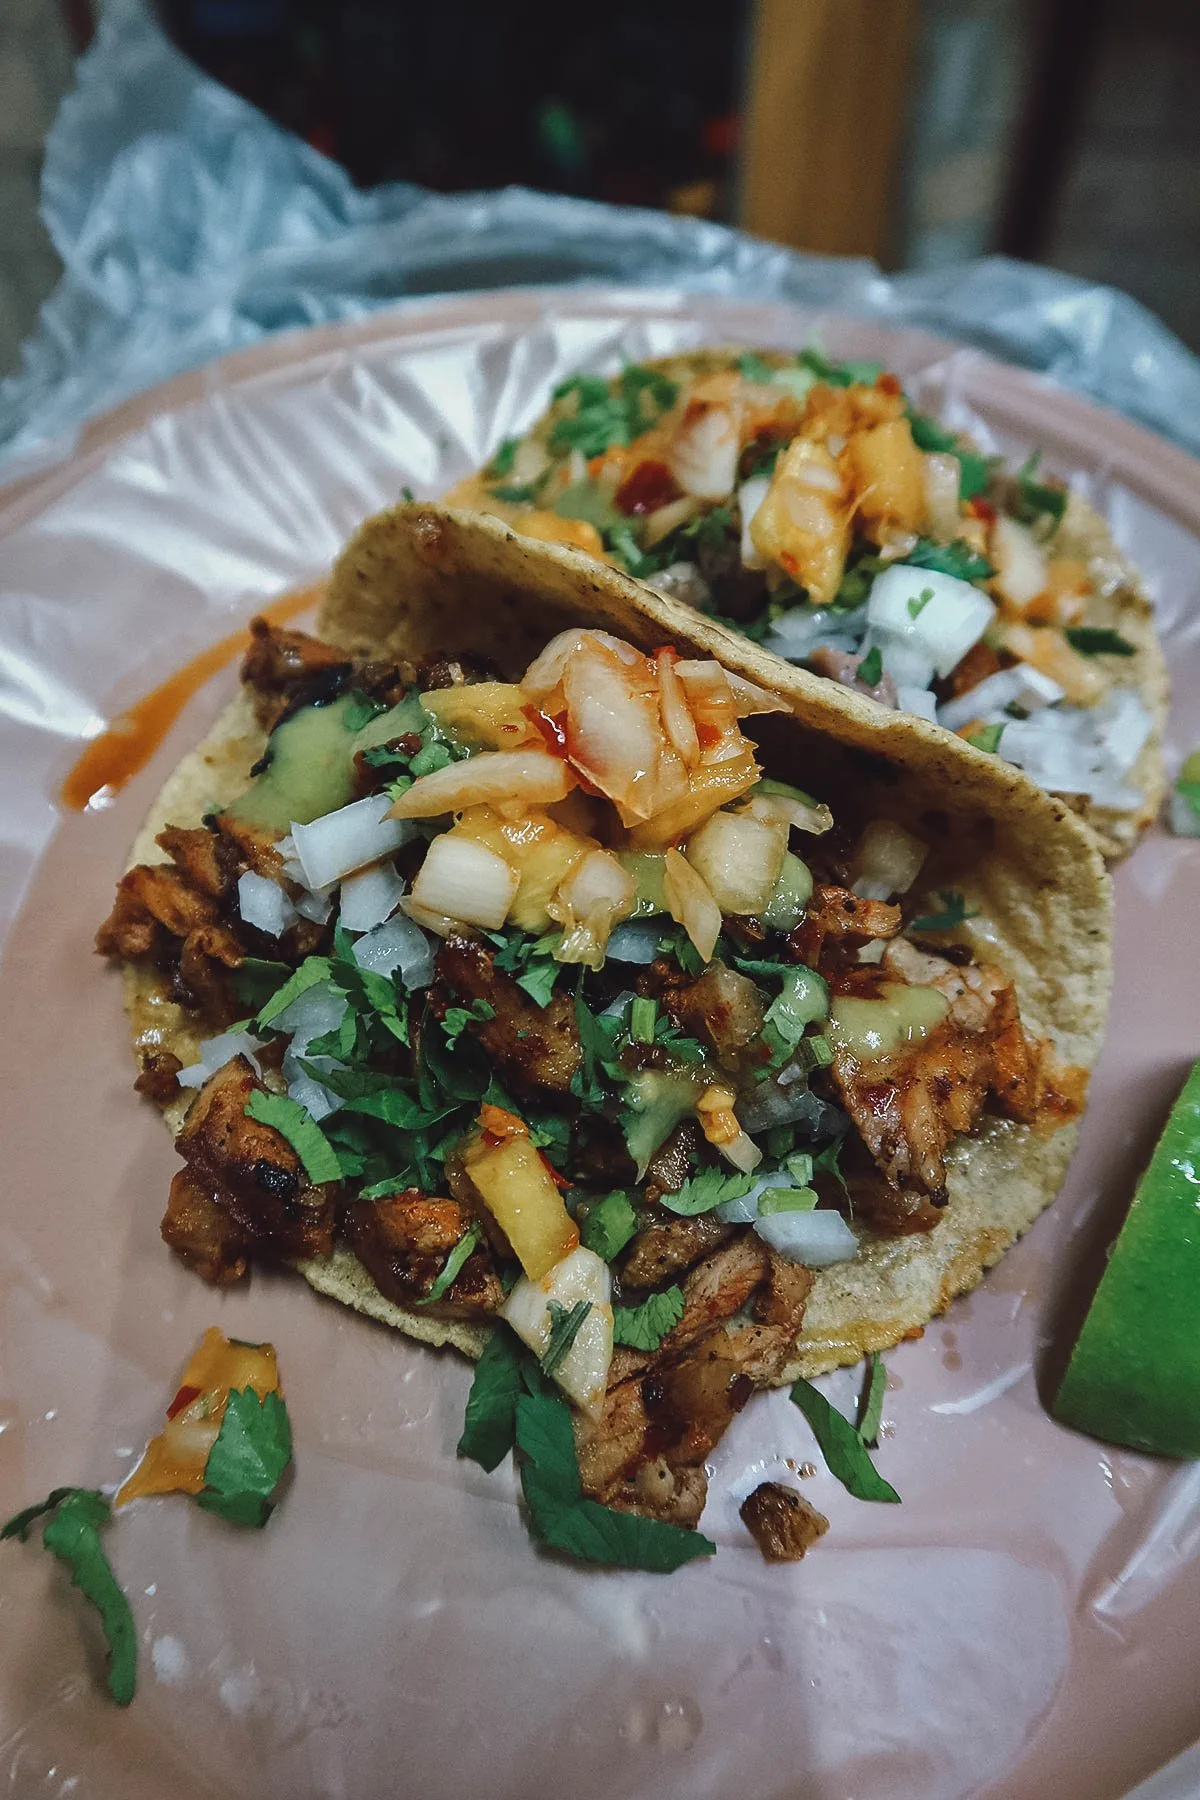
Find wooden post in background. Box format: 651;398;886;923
740;0;920;263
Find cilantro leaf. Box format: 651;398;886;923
243;1090;343;1185
442;999;495;1050
196;1388;293;1529
907;586;934;619
856;1351;887;1449
738;352;774;382
813;1136;850;1196
661;1168;754;1216
613;1286;685;1350
1176;778;1200;821
966;723;1005;754
457;1328;529;1471
3;1487;137;1704
798;348;882;388
1065;626;1136;658
906;537;993;583
489;926;562;1007
580;1190;639;1261
654;923;706;977
230;956;291;1008
571;991;624;1106
418;1223;482;1308
514;1390;714;1571
548;366;678;460
540;1300;592;1376
487;437;518;478
1013;453;1068;526
790;1376;901;1503
254;956;334;1030
858;645;883;687
909;889;979;932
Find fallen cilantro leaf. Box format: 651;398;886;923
3;1487;136;1704
514;1391;714;1571
790;1377;901;1503
856;1352;887;1449
1065;626;1136;658
457;1328;529;1471
196;1388;293;1529
244;1091;342;1185
418;1223;482;1308
858;645;883;687
580;1190;639;1261
662;1167;755;1217
613;1286;684;1350
909;889;979;932
540;1300;592;1377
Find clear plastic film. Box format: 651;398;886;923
0;14;1199;1800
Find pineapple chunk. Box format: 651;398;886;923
456;805;592;932
421;682;539;752
117;1327;281;1505
749;436;850;606
465;1132;578;1280
502;1246;614;1418
842;418;928;537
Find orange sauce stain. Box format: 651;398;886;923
60;585;323;813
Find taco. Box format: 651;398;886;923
97;502;1110;1562
447;347;1167;861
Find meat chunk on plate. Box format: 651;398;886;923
740;1482;829;1561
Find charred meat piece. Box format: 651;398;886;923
135;1050;184;1104
643;1119;702;1203
160;1164;250;1284
790;884;902;969
345;1190;503;1317
154;825;237;900
724;1251;814;1383
434;936;581;1099
740;1482;828;1561
808;646;899;709
170;1057;336;1265
240;619;352;726
659;1234;770;1355
96;861;221;958
672;961;768;1078
621;1210;733;1289
173;921;246;1023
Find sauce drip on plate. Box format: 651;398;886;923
60;586;322;812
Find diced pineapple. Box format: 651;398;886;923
842;418;928;537
117;1327;281;1505
421;682;539;751
464;1133;578;1280
749;436;850;605
456;805;592;932
502;1246;614;1418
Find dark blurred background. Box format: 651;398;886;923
3;0;1199;374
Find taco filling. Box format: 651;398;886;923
98;612;1087;1553
450;348;1161;841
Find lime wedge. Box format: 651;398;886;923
1053;1059;1200;1457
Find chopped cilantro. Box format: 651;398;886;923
834;548;888;609
253;955;333;1030
442;998;496;1051
790;1376;901;1503
230;956;291;1008
580;1190;639;1261
813;1137;850;1195
1065;626;1136;658
196;1387;293;1528
966;722;1005;754
757;1186;818;1214
492;481;545;504
457;1327;529;1471
906;410;991;501
243;1090;343;1185
907;586;934;620
1176;778;1200;821
906;537;994;583
655;922;707;977
908;889;979;932
409;740;455;778
514;1388;714;1570
798;348;882;388
540;1300;593;1377
653;1019;706;1063
613;1286;685;1349
738;352;774;382
856;1351;887;1449
2;1486;136;1704
792;1034;833;1073
548;365;678;460
858;645;883;687
487;437;519;478
1013;452;1068;527
419;1223;482;1308
570;990;625;1107
661;1167;755;1217
489;926;563;1007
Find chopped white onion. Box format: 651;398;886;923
716;1168;799;1224
937;666;1064;733
685;809;785;916
284;1070;343;1122
354;914;437;989
737;1079;840;1136
339;860;405;934
292;794;415;891
922;451;963;542
989;514;1049;612
177;1030;265;1088
272;984;348;1046
739;476;772;570
761;605;868;662
293;887;334;925
850;820;927;901
237;870;297;939
895;685;939;722
411;833;519;930
867;564;996;680
605;919;664;964
720;1129;764;1175
663;847;721;963
756;1208;859;1267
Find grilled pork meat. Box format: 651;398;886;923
345;1190;503;1317
740;1483;829;1561
434;935;581;1099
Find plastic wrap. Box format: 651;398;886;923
3;0;1200;476
0;290;1199;1800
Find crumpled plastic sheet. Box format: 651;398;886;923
2;0;1200;477
1;288;1199;1800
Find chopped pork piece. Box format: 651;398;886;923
621;1211;732;1288
345;1191;503;1317
740;1482;829;1561
673;961;768;1076
240;618;351;724
154;825;235;900
789;884;903;968
435;937;581;1099
160;1164;250;1285
134;1050;184;1103
659;1234;770;1355
96;860;220;956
